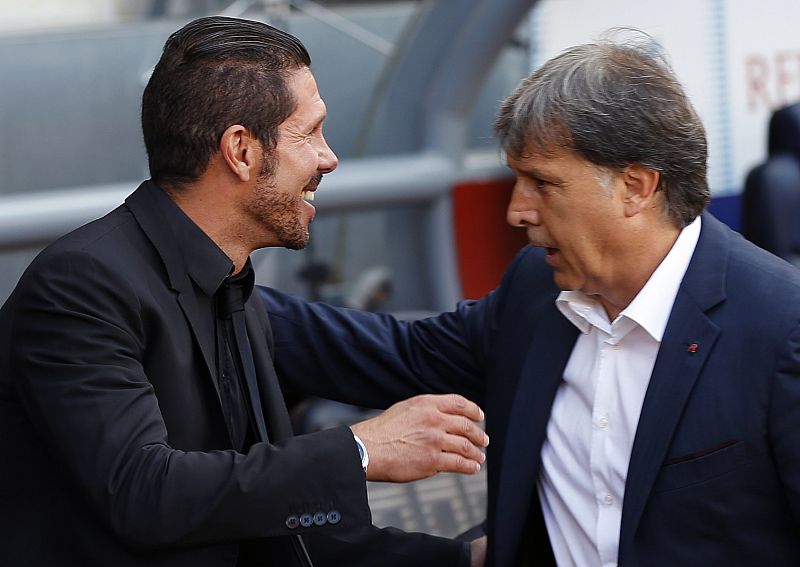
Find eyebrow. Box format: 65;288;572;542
508;161;549;179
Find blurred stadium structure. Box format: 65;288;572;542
368;468;487;538
0;0;530;311
2;0;799;305
3;0;799;308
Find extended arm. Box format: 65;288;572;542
260;286;497;408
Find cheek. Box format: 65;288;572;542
296;143;318;164
277;145;314;174
287;155;315;180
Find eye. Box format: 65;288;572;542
521;174;548;192
307;123;324;138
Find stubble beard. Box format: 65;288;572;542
249;175;311;251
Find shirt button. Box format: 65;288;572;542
300;513;313;528
598;416;609;429
313;511;327;526
285;515;300;529
327;510;341;525
603;494;614;506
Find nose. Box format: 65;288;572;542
318;134;338;174
506;182;540;227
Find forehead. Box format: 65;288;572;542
506;144;575;171
283;67;326;126
507;144;615;185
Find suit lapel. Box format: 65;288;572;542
618;213;729;559
494;300;578;567
175;285;218;393
125;184;220;401
618;292;719;556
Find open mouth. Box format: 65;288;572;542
541;247;559;264
531;241;557;255
301;174;323;203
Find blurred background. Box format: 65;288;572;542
1;0;799;539
2;0;799;309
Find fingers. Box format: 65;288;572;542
437;432;487;470
436;454;478;475
436;393;485;422
440;411;489;449
401;394;487;437
434;450;482;475
399;393;489;454
420;394;489;447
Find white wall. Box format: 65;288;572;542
0;0;124;33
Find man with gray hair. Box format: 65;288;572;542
262;32;800;565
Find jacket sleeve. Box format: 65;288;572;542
5;249;371;549
261;288;492;409
261;246;534;410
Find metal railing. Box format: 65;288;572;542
0;150;503;251
0;149;508;309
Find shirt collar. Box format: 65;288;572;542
222;258;255;303
622;216;701;341
556;292;603;335
149;184;235;297
556;216;702;341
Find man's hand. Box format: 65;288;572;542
470;536;487;567
350;394;489;482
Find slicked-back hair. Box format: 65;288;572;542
494;31;709;227
142;16;311;188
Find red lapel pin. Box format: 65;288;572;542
687;343;699;353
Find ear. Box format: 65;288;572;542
219;124;260;182
621;164;661;217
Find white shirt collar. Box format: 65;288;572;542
557;216;702;341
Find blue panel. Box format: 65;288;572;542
708;193;741;232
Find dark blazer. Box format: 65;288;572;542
262;212;800;566
0;182;465;566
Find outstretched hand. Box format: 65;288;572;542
350;394;489;482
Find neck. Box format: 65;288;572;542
598;220;682;321
161;180;253;275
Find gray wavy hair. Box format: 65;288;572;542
494;29;709;227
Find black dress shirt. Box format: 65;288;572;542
215;263;257;451
151;187;256;450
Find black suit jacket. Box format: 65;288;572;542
0;182;465;566
262;213;800;566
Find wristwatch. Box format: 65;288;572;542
352;433;369;475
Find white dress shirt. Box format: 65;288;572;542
538;216;701;567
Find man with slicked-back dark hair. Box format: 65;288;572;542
0;16;488;567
